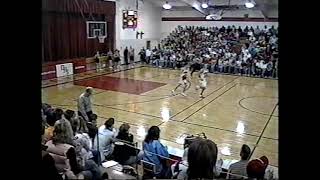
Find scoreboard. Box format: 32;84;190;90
122;10;137;29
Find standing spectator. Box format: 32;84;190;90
139;47;146;63
271;54;278;78
124;47;129;65
158;53;165;68
266;61;273;78
255;60;262;77
93;118;117;162
113;123;144;165
94;51;100;67
227;144;251;179
107;50;113;69
143;126;170;178
169;53;177;68
129;46;135;67
246;156;269;180
78;87;93;122
146;48;152;64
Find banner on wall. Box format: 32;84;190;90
56;63;73;77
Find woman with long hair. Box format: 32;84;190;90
143;126;170;178
45;123;82;179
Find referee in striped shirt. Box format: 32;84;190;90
227;144;251;179
78;87;94;122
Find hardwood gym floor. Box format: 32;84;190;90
42;66;278;166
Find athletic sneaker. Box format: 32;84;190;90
199;95;205;98
181;92;187;97
171;90;175;95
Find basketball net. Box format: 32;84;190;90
98;36;105;43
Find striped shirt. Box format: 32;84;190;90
227;160;249;179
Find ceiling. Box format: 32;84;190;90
143;0;278;18
144;0;189;7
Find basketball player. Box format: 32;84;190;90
190;56;202;77
113;49;120;71
196;68;208;98
172;69;191;97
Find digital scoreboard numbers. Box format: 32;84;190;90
122;10;137;29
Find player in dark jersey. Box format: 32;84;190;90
190;57;202;77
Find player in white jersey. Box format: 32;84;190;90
195;68;208;98
172;69;191;96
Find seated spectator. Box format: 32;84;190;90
171;146;189;179
64;109;76;122
54;108;74;145
45;123;83;179
71;116;92;165
113;123;144;165
72;116;103;180
235;58;242;74
260;61;267;77
42;122;63;180
143;126;170;178
87;113;99;141
93;118;117;162
159;25;278;79
43;111;57;143
227;144;251;179
246;156;269;180
42;150;63;180
171;135;201;179
187;139;218;179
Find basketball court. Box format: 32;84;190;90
42;65;278;167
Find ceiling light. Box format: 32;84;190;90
245;0;255;8
163;1;172;10
201;3;208;9
206;14;222;20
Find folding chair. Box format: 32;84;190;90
140;160;156;179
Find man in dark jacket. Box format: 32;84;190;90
112;123;143;165
124;47;129;65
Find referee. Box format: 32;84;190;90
78;87;94;122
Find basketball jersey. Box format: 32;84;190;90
199;73;207;88
181;74;187;80
179;73;188;85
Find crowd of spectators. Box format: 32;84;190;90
42;103;276;179
41;84;276;179
139;25;278;79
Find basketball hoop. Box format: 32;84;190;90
98;36;105;43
